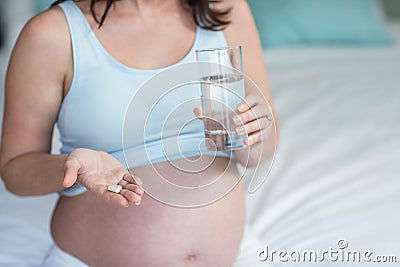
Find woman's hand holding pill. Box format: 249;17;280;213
63;148;144;207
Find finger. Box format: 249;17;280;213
120;189;142;205
63;156;80;187
108;192;130;207
233;105;268;125
193;107;203;120
93;183;129;207
245;127;273;146
237;95;258;113
119;180;144;196
123;173;143;188
236;117;270;136
132;175;143;186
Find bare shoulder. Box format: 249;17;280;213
217;0;260;47
7;5;73;98
21;6;69;42
13;6;70;68
223;0;253;23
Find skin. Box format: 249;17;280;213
0;0;277;266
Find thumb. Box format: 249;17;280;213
63;156;80;187
193;107;203;120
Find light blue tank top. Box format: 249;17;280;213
58;1;231;196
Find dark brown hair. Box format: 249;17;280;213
51;0;231;30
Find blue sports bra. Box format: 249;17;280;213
58;1;231;196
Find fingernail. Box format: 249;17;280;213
233;116;242;125
246;137;253;145
236;127;246;135
134;201;141;206
134;177;143;186
237;104;246;112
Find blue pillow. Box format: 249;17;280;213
248;0;393;48
35;0;54;13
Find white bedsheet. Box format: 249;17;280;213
0;182;57;267
244;42;400;265
1;33;400;267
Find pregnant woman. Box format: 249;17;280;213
0;0;275;266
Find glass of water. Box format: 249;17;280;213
196;46;247;151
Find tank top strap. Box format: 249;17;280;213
196;27;228;50
59;0;103;73
59;1;93;36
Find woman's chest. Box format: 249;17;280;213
57;68;203;152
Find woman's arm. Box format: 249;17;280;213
0;8;143;206
222;0;279;168
0;9;70;195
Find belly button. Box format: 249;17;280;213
185;252;200;264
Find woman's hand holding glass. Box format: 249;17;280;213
233;94;273;147
194;93;272;148
63;148;144;207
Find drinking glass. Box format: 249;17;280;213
196;46;247;151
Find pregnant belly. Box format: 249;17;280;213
51;157;246;267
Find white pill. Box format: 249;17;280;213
107;184;122;194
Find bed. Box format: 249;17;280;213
0;17;399;267
244;22;400;265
